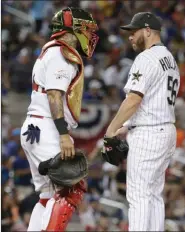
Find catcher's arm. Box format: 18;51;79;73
47;90;75;160
106;92;142;137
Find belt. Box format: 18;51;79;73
29;114;44;119
128;126;136;130
32;82;46;94
128;123;173;130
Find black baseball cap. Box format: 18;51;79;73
120;12;162;31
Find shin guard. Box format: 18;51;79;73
44;180;87;231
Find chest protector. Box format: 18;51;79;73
40;40;84;122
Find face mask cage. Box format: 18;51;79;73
74;29;99;57
72;16;99;57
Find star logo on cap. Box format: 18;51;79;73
132;70;142;81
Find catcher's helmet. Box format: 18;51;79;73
50;7;99;58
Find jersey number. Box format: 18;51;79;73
167;75;178;106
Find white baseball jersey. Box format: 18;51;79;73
124;45;180;231
124;45;180;126
27;46;78;129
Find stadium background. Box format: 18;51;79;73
2;0;185;231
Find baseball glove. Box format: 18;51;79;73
38;149;88;187
102;136;129;166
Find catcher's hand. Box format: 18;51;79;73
102;136;129;166
38;149;88;187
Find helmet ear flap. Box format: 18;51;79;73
63;11;73;27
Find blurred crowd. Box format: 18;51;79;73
2;0;185;231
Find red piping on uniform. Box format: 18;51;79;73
39;198;50;207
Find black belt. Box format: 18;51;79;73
128;126;136;130
128;123;173;130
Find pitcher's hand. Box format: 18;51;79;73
114;126;128;139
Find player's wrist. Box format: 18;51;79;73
105;130;115;138
60;134;70;141
54;117;68;135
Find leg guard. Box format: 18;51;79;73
43;180;87;231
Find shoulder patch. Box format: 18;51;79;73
54;70;70;80
132;70;142;81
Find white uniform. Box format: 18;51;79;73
21;46;78;192
124;45;180;231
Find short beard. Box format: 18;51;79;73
133;34;145;52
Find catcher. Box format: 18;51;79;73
20;7;99;231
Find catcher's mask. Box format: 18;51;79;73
50;7;99;58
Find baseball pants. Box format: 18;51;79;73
126;124;176;231
21;116;65;192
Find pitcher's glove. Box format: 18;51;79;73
38;149;88;187
102;136;129;166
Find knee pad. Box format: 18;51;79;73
42;180;87;231
59;179;87;208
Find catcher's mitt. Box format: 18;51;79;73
102;136;129;166
38;149;88;187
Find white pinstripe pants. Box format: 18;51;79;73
126;124;176;231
